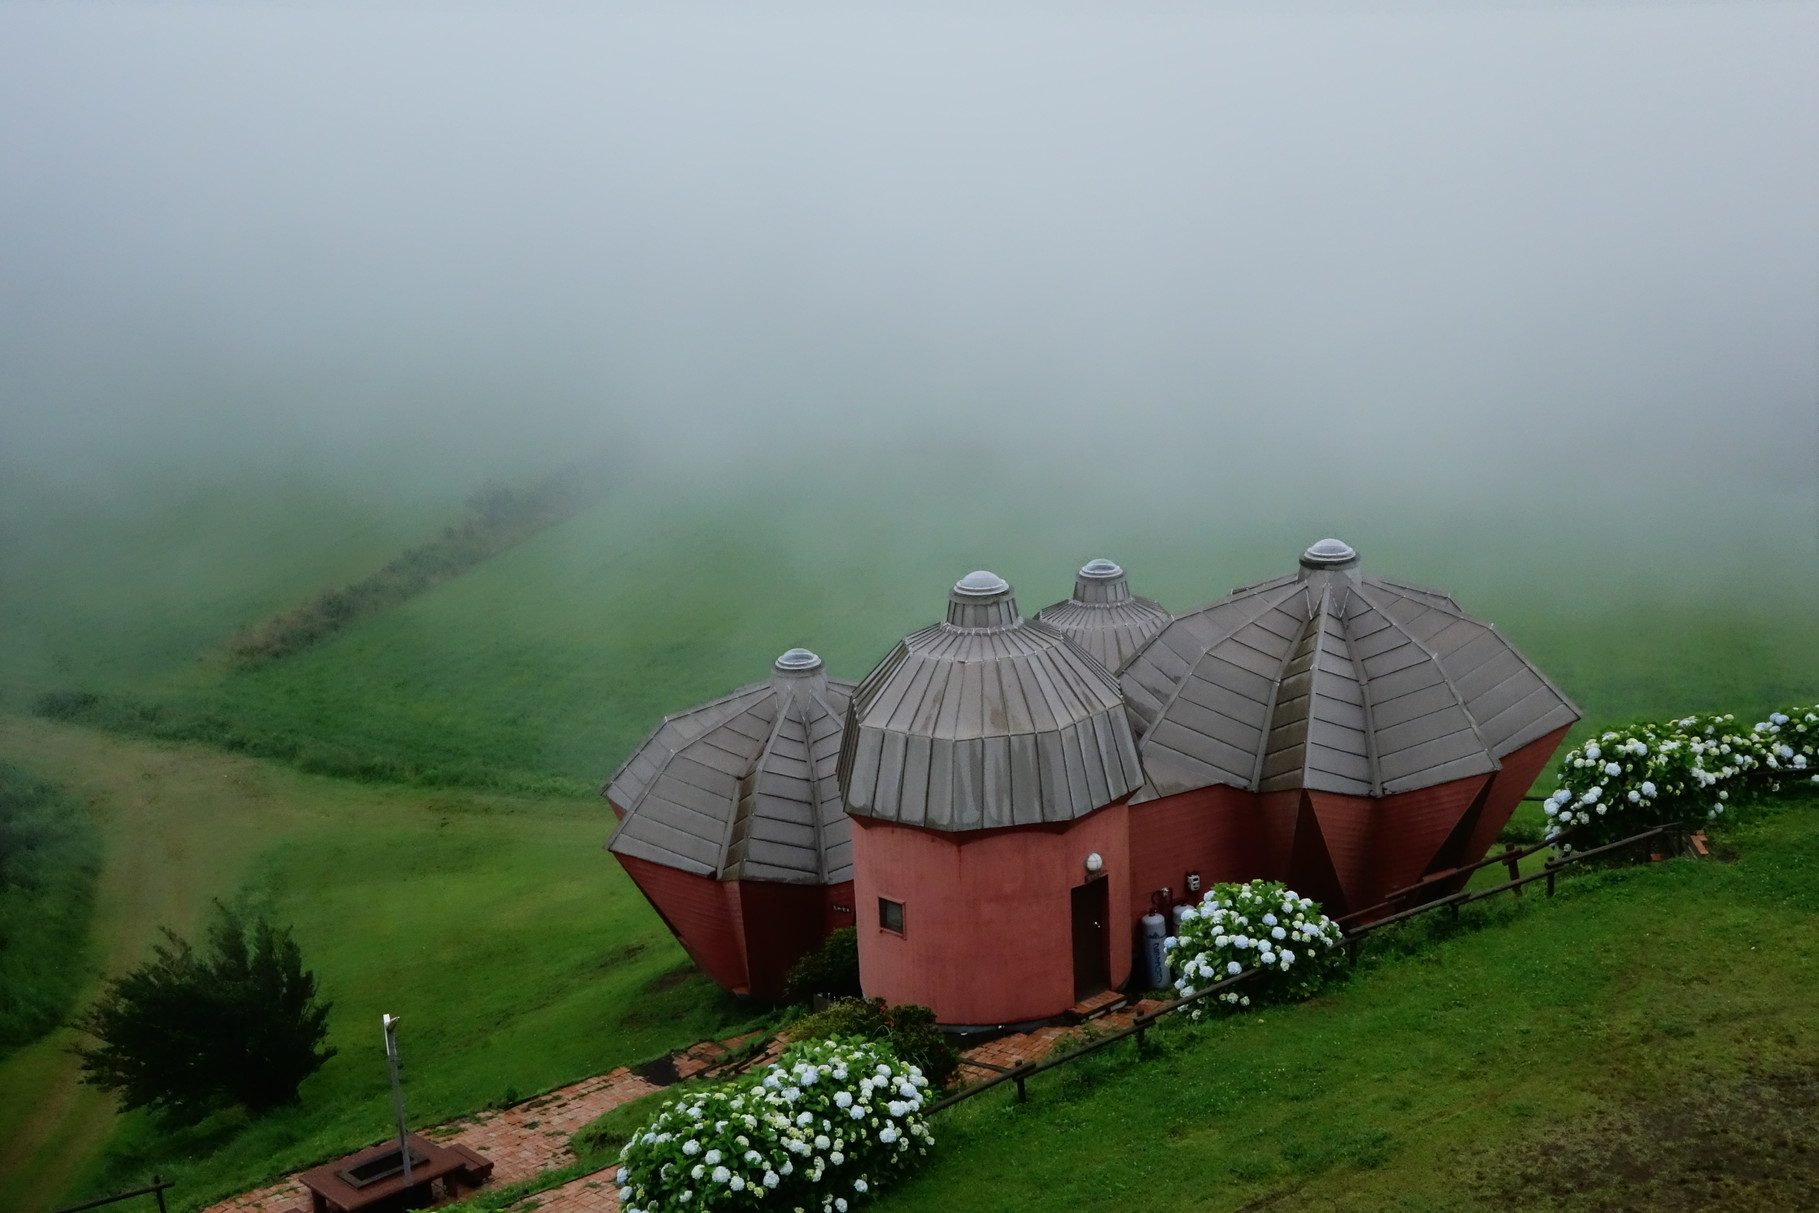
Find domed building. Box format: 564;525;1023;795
838;570;1144;1024
604;648;857;1001
603;544;1578;1026
1119;539;1579;920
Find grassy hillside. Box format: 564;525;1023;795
4;457;1817;1211
873;795;1819;1212
0;719;753;1213
30;469;1819;797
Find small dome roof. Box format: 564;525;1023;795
1036;558;1172;674
1120;540;1580;801
839;572;1142;832
606;649;856;884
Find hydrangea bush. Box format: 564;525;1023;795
1162;880;1345;1015
1543;704;1819;851
615;1037;934;1213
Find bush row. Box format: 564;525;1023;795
1543;704;1819;850
226;467;606;665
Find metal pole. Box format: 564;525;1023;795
382;1014;413;1188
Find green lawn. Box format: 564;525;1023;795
0;719;755;1213
4;457;1819;1211
872;797;1819;1212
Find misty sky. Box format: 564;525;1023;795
2;1;1815;555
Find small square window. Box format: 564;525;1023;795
878;897;905;935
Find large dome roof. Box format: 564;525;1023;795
1035;559;1171;674
606;649;855;883
838;571;1142;832
1120;540;1580;802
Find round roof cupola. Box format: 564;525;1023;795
946;570;1019;629
840;570;1143;832
1035;558;1171;674
1299;537;1360;572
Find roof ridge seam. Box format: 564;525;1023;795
1336;586;1385;797
1247;584;1309;791
1135;580;1303;778
1353;579;1500;772
717;690;796;880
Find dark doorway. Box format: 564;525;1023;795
1071;879;1110;1003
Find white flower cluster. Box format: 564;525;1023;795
1161;879;1343;1015
1543;705;1819;851
616;1037;934;1212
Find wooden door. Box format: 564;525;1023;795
1071;878;1109;1003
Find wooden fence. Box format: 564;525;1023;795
926;820;1684;1114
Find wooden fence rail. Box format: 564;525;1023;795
928;821;1679;1115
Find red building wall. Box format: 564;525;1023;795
614;852;854;1001
852;804;1131;1026
614;854;750;994
1125;784;1272;922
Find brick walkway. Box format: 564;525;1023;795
198;1067;654;1213
201;1001;1168;1213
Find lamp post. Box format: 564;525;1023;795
382;1014;413;1187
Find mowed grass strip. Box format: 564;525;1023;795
870;800;1819;1213
0;718;749;1213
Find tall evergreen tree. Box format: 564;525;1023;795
74;903;334;1118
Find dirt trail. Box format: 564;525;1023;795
0;716;392;1211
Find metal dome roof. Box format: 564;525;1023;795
1035;558;1172;674
1120;540;1580;802
838;572;1143;832
605;649;856;884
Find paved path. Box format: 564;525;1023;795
199;1067;656;1213
200;1005;1145;1213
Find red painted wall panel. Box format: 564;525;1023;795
1125;784;1266;922
1374;777;1489;895
1465;727;1572;864
614;853;750;995
737;881;830;1002
853;805;1131;1026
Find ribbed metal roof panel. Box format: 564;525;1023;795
1123;545;1579;801
1036;561;1171;674
840;574;1141;832
606;656;857;885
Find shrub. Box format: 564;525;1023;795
789;998;960;1090
1163;880;1345;1015
785;928;861;1003
1541;704;1819;851
0;763;100;1051
613;1036;934;1213
73;902;335;1119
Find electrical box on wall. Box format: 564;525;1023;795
1186;872;1201;895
